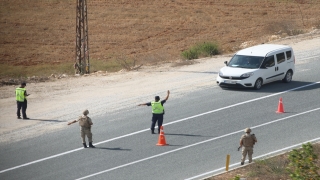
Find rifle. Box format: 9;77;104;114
252;134;256;145
238;133;256;151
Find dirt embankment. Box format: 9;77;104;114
1;0;320;68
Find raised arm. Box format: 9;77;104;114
164;90;170;101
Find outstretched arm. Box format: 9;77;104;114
138;103;147;106
67;120;77;125
164;90;170;101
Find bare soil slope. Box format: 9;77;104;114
1;0;320;68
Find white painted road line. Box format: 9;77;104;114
0;81;319;174
185;137;320;180
165;81;320;126
76;107;320;180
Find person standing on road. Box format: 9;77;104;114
138;90;170;134
239;127;257;165
68;109;95;148
15;82;30;119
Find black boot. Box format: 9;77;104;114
89;142;95;148
83;143;88;148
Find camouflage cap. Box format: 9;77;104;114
245;128;251;133
83;109;89;115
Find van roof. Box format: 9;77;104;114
236;44;291;57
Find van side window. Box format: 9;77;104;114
286;51;292;60
276;52;286;64
263;55;275;67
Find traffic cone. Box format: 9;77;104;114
156;126;167;146
276;97;285;113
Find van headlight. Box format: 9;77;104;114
240;72;254;78
219;71;223;76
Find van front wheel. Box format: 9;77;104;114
282;70;292;83
254;78;263;90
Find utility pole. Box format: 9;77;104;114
75;0;89;74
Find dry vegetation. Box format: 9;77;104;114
1;0;320;81
207;143;320;180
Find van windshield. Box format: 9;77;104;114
228;55;264;69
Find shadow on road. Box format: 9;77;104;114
220;80;320;93
164;144;183;147
24;118;65;123
165;133;209;137
93;147;131;151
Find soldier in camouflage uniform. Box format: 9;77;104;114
239;127;257;165
68;109;95;148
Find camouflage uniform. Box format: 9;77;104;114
240;128;257;165
75;110;95;148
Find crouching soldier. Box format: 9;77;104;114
68;109;95;148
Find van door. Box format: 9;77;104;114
260;55;278;83
275;52;287;80
285;49;295;69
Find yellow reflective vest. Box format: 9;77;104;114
151;101;164;114
16;87;26;102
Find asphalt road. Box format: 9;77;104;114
1;46;320;180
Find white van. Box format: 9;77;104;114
216;44;295;90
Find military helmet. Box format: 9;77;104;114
83;109;89;115
245;128;251;133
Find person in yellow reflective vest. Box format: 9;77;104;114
138;90;170;134
15;82;30;119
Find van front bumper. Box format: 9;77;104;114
216;76;255;88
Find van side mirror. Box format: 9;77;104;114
224;61;228;65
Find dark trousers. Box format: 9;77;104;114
17;101;27;118
151;114;163;133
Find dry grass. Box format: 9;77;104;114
206;143;320;180
1;0;320;78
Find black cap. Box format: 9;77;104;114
155;96;160;101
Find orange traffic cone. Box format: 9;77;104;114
156;126;168;146
276;97;285;113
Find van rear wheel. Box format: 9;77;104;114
254;78;263;90
282;70;292;83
